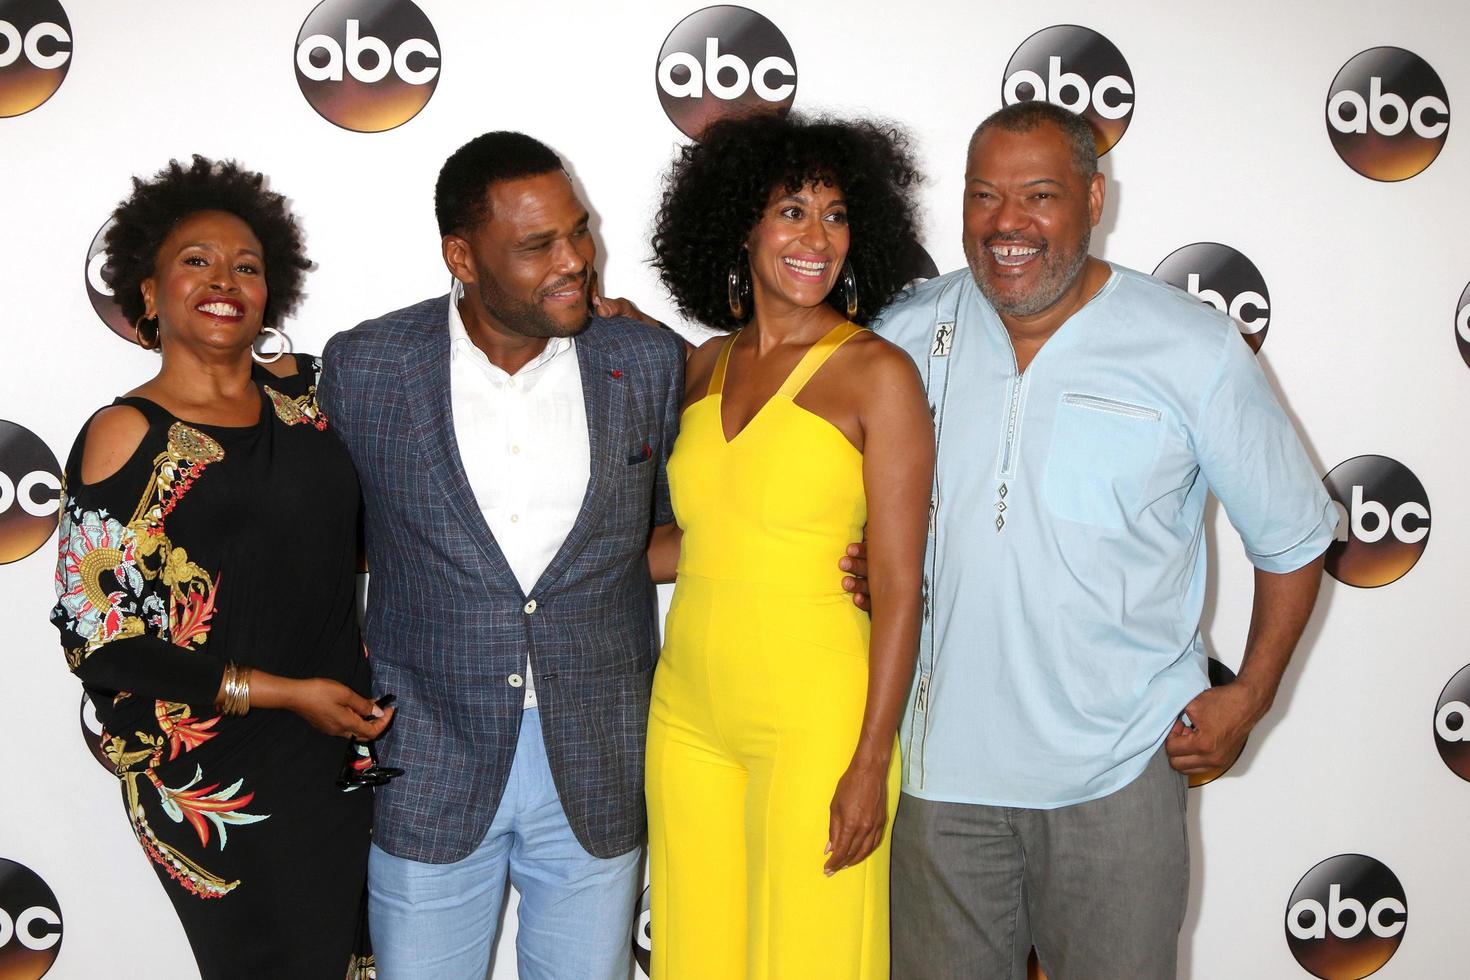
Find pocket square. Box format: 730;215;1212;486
626;441;654;464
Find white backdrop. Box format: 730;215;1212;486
0;1;1466;977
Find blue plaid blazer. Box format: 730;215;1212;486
319;295;684;862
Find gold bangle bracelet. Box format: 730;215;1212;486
218;662;236;714
220;662;252;717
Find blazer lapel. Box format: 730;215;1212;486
534;339;626;593
401;303;518;588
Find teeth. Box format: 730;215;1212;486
197;302;241;316
784;257;828;273
990;244;1041;267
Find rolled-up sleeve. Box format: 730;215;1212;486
1194;331;1337;573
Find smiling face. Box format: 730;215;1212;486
745;179;850;320
962;122;1104;319
448;170;595;340
140;210;267;352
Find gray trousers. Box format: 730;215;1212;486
891;746;1188;980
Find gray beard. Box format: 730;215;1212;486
971;227;1091;318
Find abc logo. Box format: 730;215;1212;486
84;219;132;343
1002;25;1133;155
0;858;62;978
1322;456;1429;588
1285;854;1406;979
1456;282;1469;371
656;5;797;140
1189;658;1244;788
295;0;440;133
79;693;112;772
0;420;61;565
1153;243;1271;353
1433;663;1470;782
1326;47;1449;181
632;885;651;976
0;0;71;118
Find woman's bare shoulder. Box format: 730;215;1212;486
683;333;730;400
79;405;151;485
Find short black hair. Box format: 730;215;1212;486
104;155;310;329
651;113;923;330
970;102;1099;180
435;131;564;236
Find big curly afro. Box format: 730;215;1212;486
651;113;922;331
103;155;311;331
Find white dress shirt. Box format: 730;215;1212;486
448;280;590;708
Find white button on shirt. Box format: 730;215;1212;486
448;280;590;708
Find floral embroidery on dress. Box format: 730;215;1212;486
54;509;161;659
52;421;268;899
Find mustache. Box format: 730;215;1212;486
984;233;1046;248
540;273;588;297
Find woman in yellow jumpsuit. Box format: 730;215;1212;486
646;113;934;979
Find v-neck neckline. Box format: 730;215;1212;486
714;321;854;446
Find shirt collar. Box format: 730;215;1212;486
447;278;573;376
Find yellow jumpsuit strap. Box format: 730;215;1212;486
778;321;865;399
708;331;739;398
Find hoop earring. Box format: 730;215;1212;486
133;314;160;351
841;259;859;320
252;326;292;364
727;248;751;321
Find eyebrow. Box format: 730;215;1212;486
515;212;590;247
776;193;846;206
178;242;263;258
966;177;1065;188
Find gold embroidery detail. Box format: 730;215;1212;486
264;384;328;428
78;546;126;609
266;386;306;425
166;423;225;467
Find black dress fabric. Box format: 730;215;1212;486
51;354;374;979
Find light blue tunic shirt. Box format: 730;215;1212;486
874;264;1336;808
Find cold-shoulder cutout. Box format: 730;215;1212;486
257;351;305;380
79;404;150;486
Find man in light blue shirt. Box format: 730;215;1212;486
864;102;1336;977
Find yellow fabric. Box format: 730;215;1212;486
647;320;899;979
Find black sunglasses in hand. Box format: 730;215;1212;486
337;693;406;789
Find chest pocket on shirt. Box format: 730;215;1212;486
1042;393;1163;530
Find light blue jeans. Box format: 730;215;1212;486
368;708;642;980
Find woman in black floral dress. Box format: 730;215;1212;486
51;157;392;979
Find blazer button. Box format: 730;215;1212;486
508;674;524;688
523;599;538;614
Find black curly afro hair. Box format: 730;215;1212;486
651;113;922;331
103;155;311;332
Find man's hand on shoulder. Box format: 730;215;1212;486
590;269;664;329
593;293;663;328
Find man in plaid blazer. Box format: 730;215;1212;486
319;132;683;979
